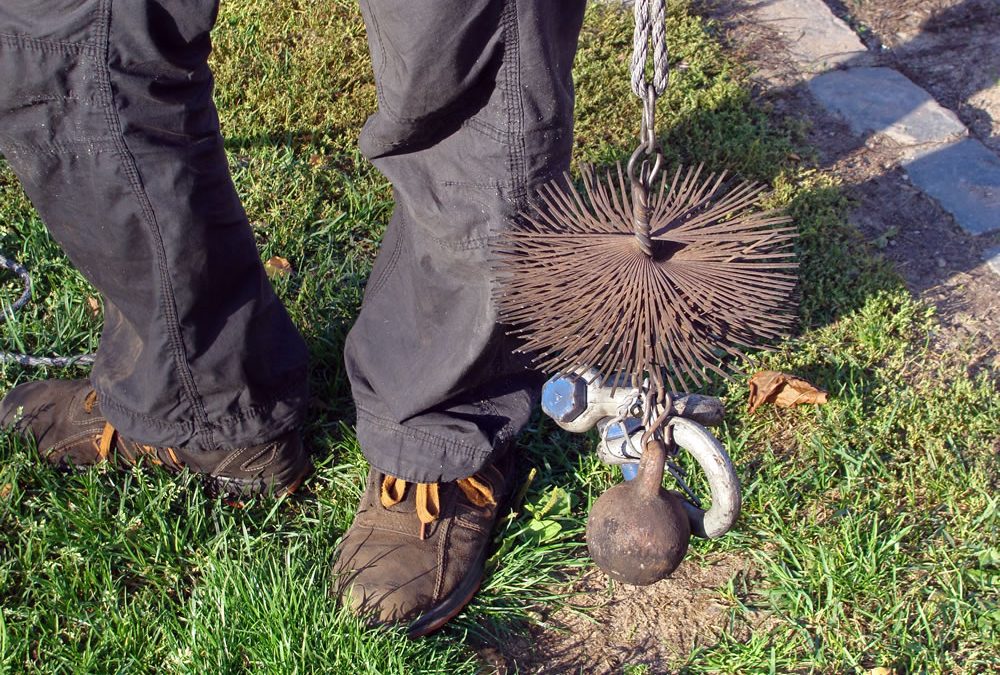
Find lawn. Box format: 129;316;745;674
0;1;997;672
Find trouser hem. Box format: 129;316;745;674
356;406;496;484
95;375;308;451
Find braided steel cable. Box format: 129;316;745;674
0;252;95;368
630;0;669;99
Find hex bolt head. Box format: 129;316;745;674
541;374;588;424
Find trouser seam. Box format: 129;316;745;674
97;392;194;433
98;375;304;440
0;32;94;54
366;205;405;299
99;377;303;431
463;115;506;143
93;0;214;447
501;0;527;207
0;138;116;156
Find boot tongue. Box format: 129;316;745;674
415;483;440;540
378;473;498;540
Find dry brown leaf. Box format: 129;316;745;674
866;668;895;675
87;296;101;316
264;255;293;278
0;483;12;500
748;370;828;413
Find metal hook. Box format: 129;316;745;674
629;85;663;192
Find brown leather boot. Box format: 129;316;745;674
332;454;514;637
0;379;311;499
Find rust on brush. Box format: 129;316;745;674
491;163;799;392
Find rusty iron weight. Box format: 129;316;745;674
491;160;799;393
586;437;691;585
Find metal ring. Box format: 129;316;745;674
639;403;673;447
665;417;741;539
628;149;663;197
646;149;663;186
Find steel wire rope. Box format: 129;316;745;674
0;251;95;367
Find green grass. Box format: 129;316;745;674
1;1;997;673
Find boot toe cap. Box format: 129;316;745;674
333;531;437;626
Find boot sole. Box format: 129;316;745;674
55;452;313;503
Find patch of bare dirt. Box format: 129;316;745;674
837;0;1000;152
485;554;760;674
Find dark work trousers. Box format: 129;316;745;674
0;0;587;481
0;1;309;451
346;0;587;482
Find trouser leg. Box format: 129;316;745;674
345;0;587;482
0;1;309;450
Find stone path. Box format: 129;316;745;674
741;0;1000;261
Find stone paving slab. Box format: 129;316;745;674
902;139;1000;236
809;67;968;146
748;0;869;72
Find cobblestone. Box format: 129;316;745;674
808;67;967;146
903;139;1000;235
747;0;868;72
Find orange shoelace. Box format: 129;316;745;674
381;474;496;540
83;389;99;414
95;422;181;469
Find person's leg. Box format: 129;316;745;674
345;0;587;483
0;1;309;492
335;0;587;634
